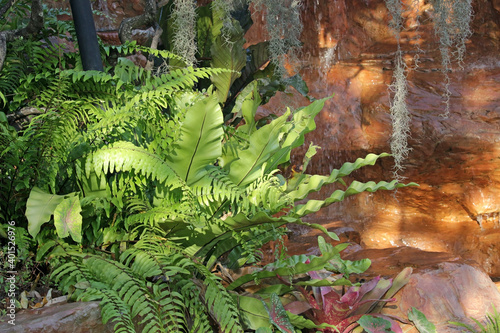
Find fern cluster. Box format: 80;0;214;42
52;238;243;332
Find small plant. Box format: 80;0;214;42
450;306;500;333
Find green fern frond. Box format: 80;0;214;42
83;288;136;333
125;203;195;231
87;141;183;187
245;171;291;215
197;264;244;333
84;255;165;332
194;166;245;213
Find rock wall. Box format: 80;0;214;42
248;0;500;276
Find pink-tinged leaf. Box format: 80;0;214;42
339;286;361;306
53;196;82;243
308;270;321;280
356;276;381;300
337;314;365;332
390;318;404;333
284;300;313;315
263;293;295;333
296;285;320;310
354;278;393;315
321;290;351;324
348;298;396;318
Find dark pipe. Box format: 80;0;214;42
69;0;103;71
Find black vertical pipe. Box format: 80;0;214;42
69;0;103;71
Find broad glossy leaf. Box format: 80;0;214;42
226;110;290;186
236;295;272;330
266;95;330;170
235;81;261;136
167;95;224;185
210;32;246;103
53;196;83;243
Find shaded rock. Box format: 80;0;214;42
0;301;113;333
383;262;500;332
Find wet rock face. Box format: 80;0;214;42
251;0;500;275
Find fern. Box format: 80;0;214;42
51;236;247;332
196;264;245;332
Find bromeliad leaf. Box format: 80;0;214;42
53;196;83;243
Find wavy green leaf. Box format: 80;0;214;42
286;153;395;201
290;180;418;218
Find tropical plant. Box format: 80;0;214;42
229;236;413;332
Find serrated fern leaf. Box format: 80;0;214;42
197;265;244;333
84;255;165;332
87;141;182;188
